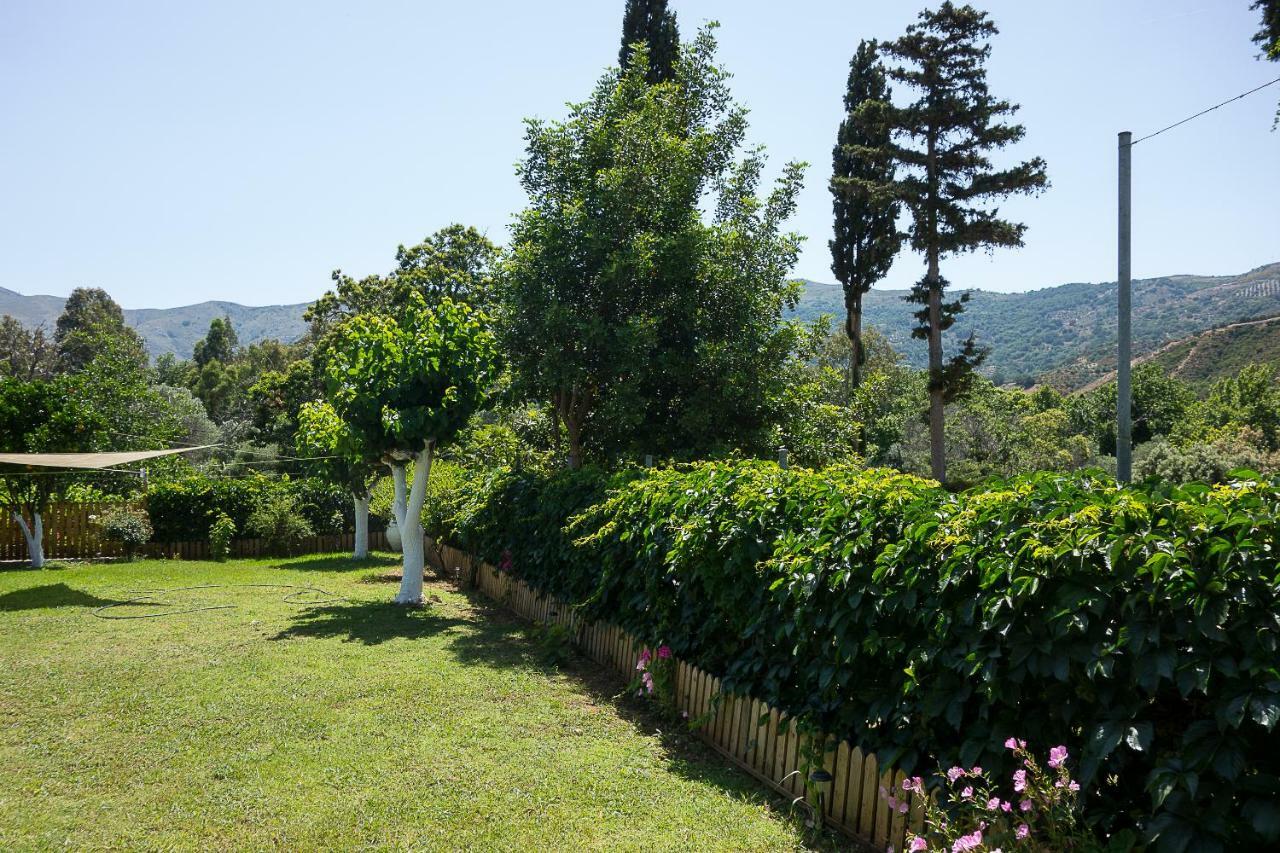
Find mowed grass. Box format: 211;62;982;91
0;554;822;851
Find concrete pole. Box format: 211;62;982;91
1117;131;1133;483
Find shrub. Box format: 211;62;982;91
148;474;354;541
432;460;1280;850
245;492;314;556
98;506;153;560
208;513;235;562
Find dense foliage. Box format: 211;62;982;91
430;459;1280;850
147;474;350;542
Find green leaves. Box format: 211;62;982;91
433;460;1280;848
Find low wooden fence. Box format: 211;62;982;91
426;539;924;852
1;502;387;561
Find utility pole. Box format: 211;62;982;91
1116;131;1133;483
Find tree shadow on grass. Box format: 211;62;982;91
0;583;135;612
269;553;401;573
270;599;468;645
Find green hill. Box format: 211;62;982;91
1046;315;1280;393
791;262;1280;386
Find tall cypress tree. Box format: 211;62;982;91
619;0;680;84
830;39;901;393
881;3;1048;483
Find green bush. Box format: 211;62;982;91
97;506;153;560
147;474;353;541
208;513;235;561
435;460;1280;850
245;492;314;557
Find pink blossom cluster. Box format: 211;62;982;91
633;645;671;697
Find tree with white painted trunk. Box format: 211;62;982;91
0;377;107;567
296;401;379;560
318;294;498;605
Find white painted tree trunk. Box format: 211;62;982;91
13;510;44;568
394;445;433;606
391;465;408;530
352;493;370;559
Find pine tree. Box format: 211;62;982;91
1253;0;1279;125
829;39;901;393
619;0;679;84
881;2;1048;483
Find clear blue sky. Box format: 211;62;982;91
1;0;1276;308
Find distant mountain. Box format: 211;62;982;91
5;259;1279;373
790;262;1280;386
0;287;309;358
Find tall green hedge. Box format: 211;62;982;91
437;460;1280;851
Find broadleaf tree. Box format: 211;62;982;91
296;401;379;560
879;2;1048;482
319;294;498;604
0;378;107;566
502;26;805;467
830;38;902;393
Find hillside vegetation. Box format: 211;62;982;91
790;262;1280;385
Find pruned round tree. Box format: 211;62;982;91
318;294;498;604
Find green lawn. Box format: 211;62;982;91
0;555;822;851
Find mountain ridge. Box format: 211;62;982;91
3;261;1278;378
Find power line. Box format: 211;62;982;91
1131;76;1280;145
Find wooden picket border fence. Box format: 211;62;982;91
0;502;387;561
426;538;925;852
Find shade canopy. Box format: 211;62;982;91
0;446;216;471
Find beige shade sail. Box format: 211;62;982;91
0;446;217;471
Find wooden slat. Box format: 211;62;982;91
889;768;908;849
858;750;879;839
874;766;895;848
830;741;852;825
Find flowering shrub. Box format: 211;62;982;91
632;645;675;713
433;461;1280;848
894;741;1112;852
98;506;152;560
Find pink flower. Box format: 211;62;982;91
961;786;974;799
1069;780;1080;792
657;645;672;659
1048;745;1069;768
886;794;900;811
951;830;983;852
1013;768;1027;792
1016;824;1030;839
909;837;928;852
1000;801;1012;813
902;776;924;793
1004;737;1018;749
641;671;654;694
986;797;1001;810
1020;799;1032;812
947;766;965;782
898;801;908;814
971;766;982;775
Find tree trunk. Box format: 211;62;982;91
390;465;407;530
13;510;44;568
925;130;946;484
927;249;946;484
352;493;370;560
565;415;583;471
847;290;865;393
395;445;433;606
